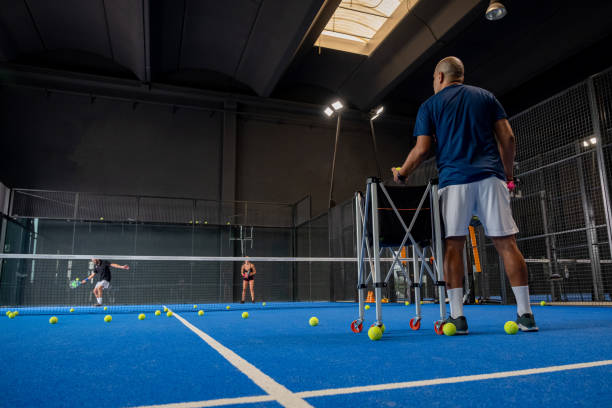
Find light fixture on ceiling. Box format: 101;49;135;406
324;107;334;117
370;105;384;121
331;100;344;111
590;137;597;145
485;1;507;21
583;141;589;147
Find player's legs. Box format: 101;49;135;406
241;280;247;302
444;237;467;289
475;177;537;331
249;279;255;302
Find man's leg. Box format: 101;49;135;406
491;235;538;331
444;237;467;319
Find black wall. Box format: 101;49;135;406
0;84;412;216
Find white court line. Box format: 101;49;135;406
168;310;313;408
130;359;612;408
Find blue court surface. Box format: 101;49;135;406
1;302;611;407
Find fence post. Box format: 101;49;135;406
587;78;612;300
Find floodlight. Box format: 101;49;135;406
590;137;597;145
331;100;344;111
324;107;334;117
583;141;589;147
485;1;507;21
375;106;384;115
371;113;380;121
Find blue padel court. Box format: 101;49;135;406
1;302;611;408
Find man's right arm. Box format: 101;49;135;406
493;118;515;180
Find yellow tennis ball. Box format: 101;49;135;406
8;312;15;319
103;306;108;311
395;167;401;170
166;311;173;317
49;316;58;324
368;325;382;340
420;301;423;304
99;217;104;221
138;314;145;320
242;312;249;319
198;310;204;316
226;306;231;310
104;315;112;323
69;308;74;313
262;302;266;306
309;316;319;326
371;323;386;334
155;310;161;316
193;305;198;309
540;301;546;306
405;301;410;306
504;321;519;334
5;311;11;316
365;305;370;310
13;311;19;316
443;322;456;336
163;307;168;312
204;221;208;224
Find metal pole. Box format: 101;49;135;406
370;179;383;326
539;190;556;300
355;191;366;323
430;182;447;319
587;78;612;279
369;119;383;178
575;142;603;301
328;113;342;208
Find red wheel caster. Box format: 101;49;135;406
351;320;363;333
409;317;421;330
434;320;445;335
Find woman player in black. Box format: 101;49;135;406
240;257;256;303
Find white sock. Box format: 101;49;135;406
512;286;532;316
97;297;102;304
448;288;464;319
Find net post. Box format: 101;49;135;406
368;178;383;326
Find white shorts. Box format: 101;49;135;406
95;280;110;290
439;176;519;238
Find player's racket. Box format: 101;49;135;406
69;278;88;289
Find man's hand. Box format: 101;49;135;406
391;167;406;184
123;265;130;270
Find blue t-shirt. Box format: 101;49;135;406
413;84;507;189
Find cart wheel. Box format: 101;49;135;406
351;320;363;333
409;317;421;330
434;320;445;335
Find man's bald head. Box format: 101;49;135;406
433;56;464;93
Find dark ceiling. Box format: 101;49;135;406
1;0;611;118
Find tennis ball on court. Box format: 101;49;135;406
69;308;74;313
155;310;161;316
475;299;480;304
138;314;145;320
443;322;457;336
204;221;208;224
13;311;19;316
368;325;382;341
49;316;58;324
193;305;198;309
309;316;319;326
163;307;168;312
103;306;108;311
198;310;204;316
405;301;410;306
226;305;231;310
420;301;423;305
371;323;386;334
195;220;199;224
104;315;112;323
365;305;370;310
262;302;266;306
540;301;547;306
5;311;10;316
504;321;519;335
166;311;173;317
8;312;15;319
99;217;104;221
242;312;249;319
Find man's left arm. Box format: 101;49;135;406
391;135;433;183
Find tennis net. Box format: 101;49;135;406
0;254;413;314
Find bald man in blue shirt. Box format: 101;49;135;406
393;56;537;334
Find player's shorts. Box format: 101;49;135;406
243;276;254;282
439;176;519;238
95;280;110;290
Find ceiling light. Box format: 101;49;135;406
485;1;507;21
375;106;384;115
590;137;597;145
331;100;344;111
583;141;589;147
324;107;334;117
371;113;380;121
